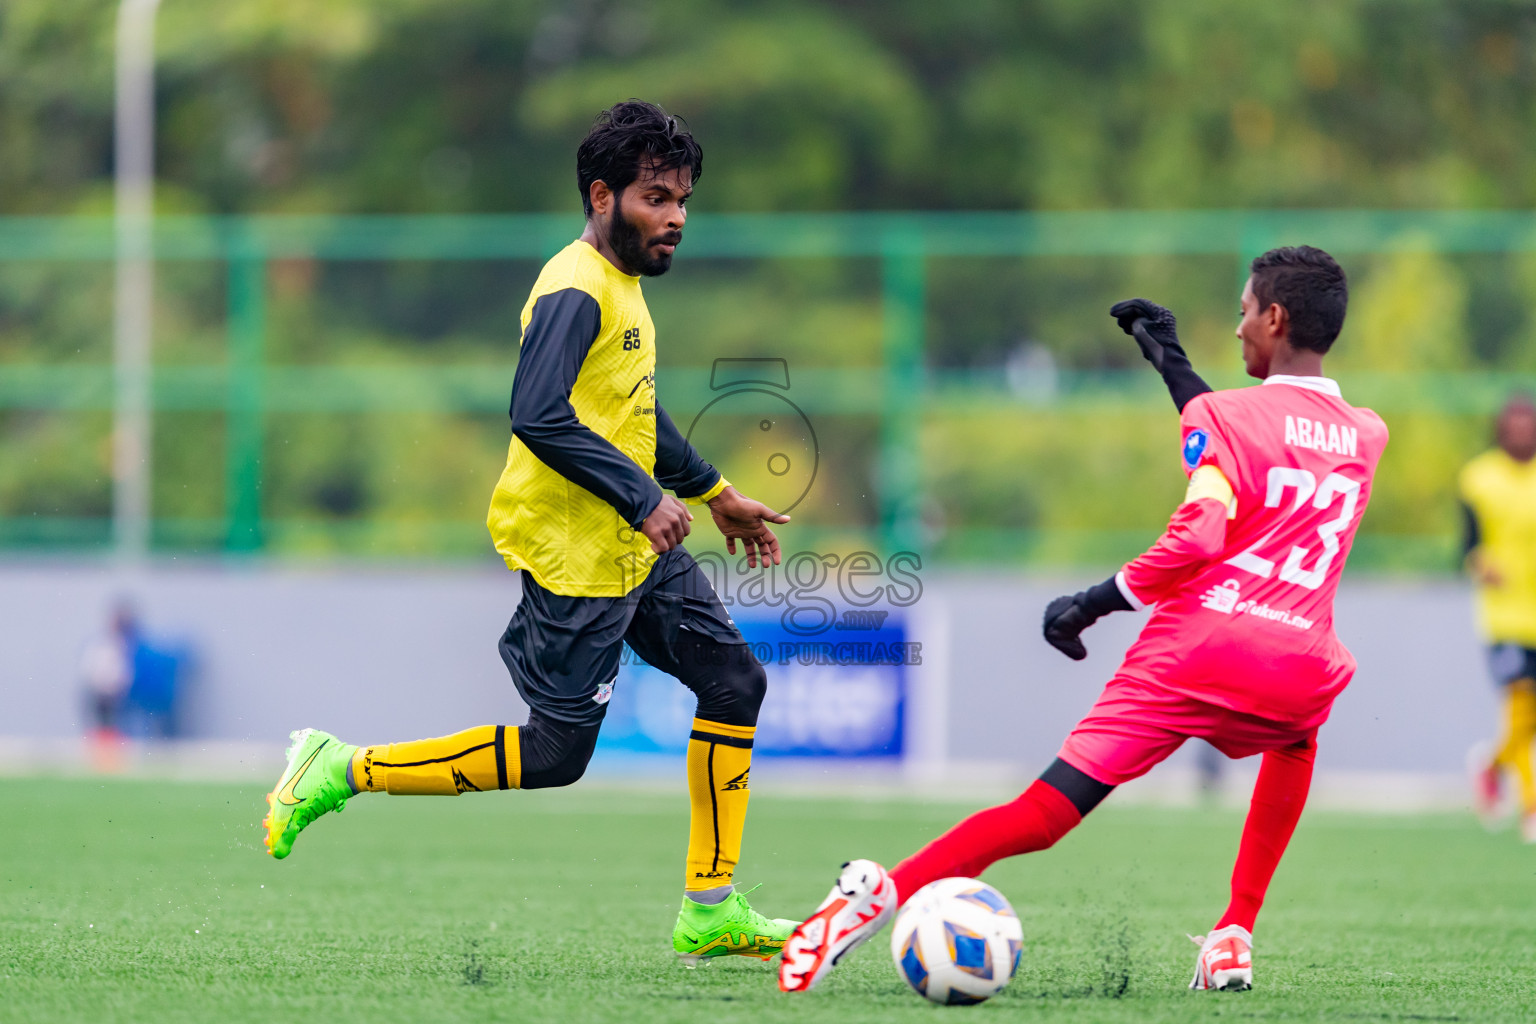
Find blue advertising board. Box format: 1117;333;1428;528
595;615;911;758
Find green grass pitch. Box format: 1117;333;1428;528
2;778;1534;1022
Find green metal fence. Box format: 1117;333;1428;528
3;210;1535;563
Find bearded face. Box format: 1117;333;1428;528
606;191;680;277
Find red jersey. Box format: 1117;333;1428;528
1115;376;1389;728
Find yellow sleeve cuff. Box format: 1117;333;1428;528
1184;465;1236;519
684;477;730;505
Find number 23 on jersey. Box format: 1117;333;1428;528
1227;466;1362;591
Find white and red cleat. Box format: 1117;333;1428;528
778;859;898;993
1476;765;1504;824
1468;740;1506;829
1189;924;1253;991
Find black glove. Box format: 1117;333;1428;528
1109;298;1213;413
1042;595;1095;661
1041;576;1134;661
1111;297;1180;370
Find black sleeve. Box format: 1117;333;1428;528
1159;351;1214;413
1165;368;1214;412
1460;501;1481;565
508;288;664;528
653;403;722;499
1079;574;1133;617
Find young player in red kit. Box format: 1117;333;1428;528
779;246;1388;995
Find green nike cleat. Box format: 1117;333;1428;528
262;728;357;860
672;887;797;966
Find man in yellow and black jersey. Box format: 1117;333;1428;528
1463;394;1536;841
261;101;798;962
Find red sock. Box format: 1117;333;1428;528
889;779;1082;904
1216;738;1317;933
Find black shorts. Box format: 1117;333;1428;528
498;547;745;726
1487;643;1536;688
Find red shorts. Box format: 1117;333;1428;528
1057;676;1319;786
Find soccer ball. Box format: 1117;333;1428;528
890;877;1022;1005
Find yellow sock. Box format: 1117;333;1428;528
1496;681;1536;813
685;718;755;891
352;725;521;795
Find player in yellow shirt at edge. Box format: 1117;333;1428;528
1463;394;1536;842
261;100;800;962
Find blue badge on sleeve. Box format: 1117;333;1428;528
1182;429;1209;469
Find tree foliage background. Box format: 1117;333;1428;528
2;0;1534;565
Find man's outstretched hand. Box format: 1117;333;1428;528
1110;297;1181;370
1109;297;1212;413
1042;594;1096;661
708;485;790;568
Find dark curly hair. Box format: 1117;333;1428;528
1249;245;1349;353
576;100;702;218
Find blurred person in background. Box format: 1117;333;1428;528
79;600;137;769
124;636;188;740
1461;394;1536;841
1195;739;1225;801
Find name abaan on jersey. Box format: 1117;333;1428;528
1284;415;1357;457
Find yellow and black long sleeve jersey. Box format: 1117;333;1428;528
1461;448;1536;647
486;240;727;597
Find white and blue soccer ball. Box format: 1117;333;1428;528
889;877;1023;1005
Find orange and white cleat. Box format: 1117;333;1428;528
1189;924;1253;991
778;859;898;993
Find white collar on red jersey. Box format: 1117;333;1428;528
1262;374;1342;397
